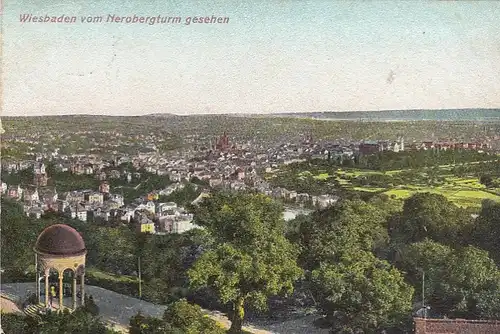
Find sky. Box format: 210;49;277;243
2;1;500;116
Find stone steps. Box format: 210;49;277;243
24;303;45;317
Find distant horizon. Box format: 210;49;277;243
2;107;500;118
2;1;500;116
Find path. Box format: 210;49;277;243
134;178;150;190
1;283;328;334
0;297;22;314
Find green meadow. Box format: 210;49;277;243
271;167;500;208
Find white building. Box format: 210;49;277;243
77;210;87;222
157;202;177;214
172;219;201;234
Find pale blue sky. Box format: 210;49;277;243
2;1;500;116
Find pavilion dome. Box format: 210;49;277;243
34;224;86;256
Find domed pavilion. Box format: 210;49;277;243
34;224;87;311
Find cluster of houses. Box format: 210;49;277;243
2;155;339;231
357;137;405;155
11;131;492;232
418;141;490;151
2;178;201;235
356;138;491;155
1;132;351;225
353;137;494;156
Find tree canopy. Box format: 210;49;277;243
472;202;500;264
311;250;414;333
188;191;303;333
1;198;51;276
402;239;500;319
288;199;391;271
389;192;473;247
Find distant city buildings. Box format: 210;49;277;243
416;141;490;151
356;136;491;156
1;125;496;236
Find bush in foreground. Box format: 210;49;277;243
129;299;225;334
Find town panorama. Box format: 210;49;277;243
1;109;500;333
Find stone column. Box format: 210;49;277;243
80;273;85;306
58;273;64;311
35;270;39;304
72;274;77;310
44;272;49;307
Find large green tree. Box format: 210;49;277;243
1;198;50;278
187;191;303;333
140;229;212;304
288;199;390;271
311;250;414;333
390;192;472;248
92;226;137;275
402;239;500;319
472;202;500;264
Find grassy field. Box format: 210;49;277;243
382;188;500;207
313;173;329;180
273;167;500;208
86;267;139;283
